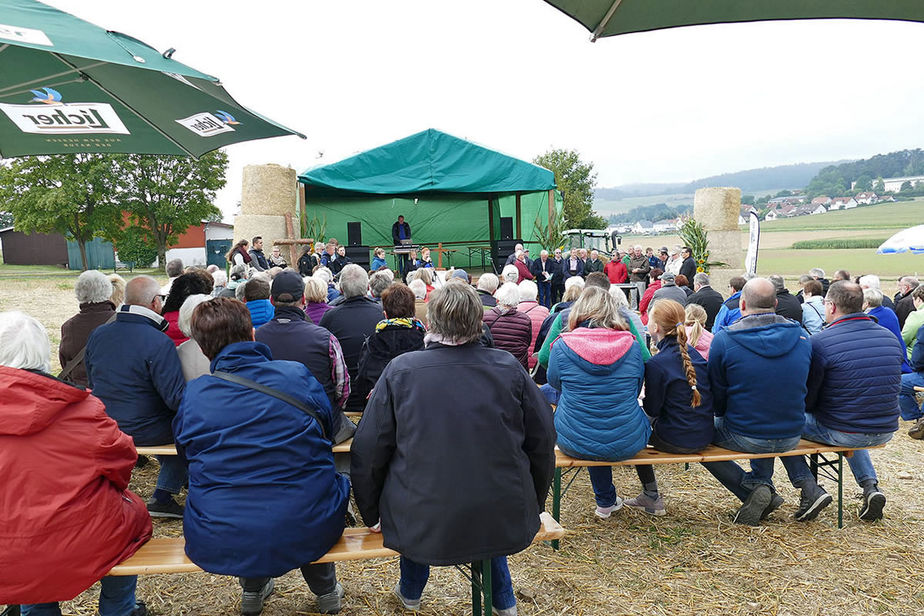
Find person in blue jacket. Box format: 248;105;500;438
243;276;273;328
900;320;924;439
625;299;713;516
370;246;389;272
174;297;350;616
85;275;187;518
711;276;746;333
751;282;904;522
548;286;650;519
701;278;812;525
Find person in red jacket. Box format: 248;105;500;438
0;311;152;616
604;253;628;284
513;250;534;284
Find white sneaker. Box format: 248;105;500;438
393;583;421;611
594;496;624;519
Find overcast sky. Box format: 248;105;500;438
43;0;924;216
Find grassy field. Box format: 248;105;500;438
760;200;924;232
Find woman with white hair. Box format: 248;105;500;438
500;264;519;286
304;276;334;325
483;282;533;370
0;311;151;615
177;294;213;381
211;270;228;297
59;270;115;387
314;266;341;303
517;280;549;370
609;284;645;338
408;278;429;325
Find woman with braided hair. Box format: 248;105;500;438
624;299;714;516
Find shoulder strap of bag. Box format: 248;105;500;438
212;370;329;442
58;312;118;382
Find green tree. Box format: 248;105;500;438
0;154;122;270
741;194;755;205
854;174;873;192
115;226;158;267
901;180;913;192
532;149;603;229
0;211;12;228
112;151;227;264
873;177;885;193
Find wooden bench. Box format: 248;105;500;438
107;512;565;616
136;438;353;457
552;439;882;544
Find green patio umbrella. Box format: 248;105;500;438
0;0;305;157
542;0;924;41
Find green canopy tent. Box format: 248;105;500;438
297;129;562;271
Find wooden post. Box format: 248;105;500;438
298;182;307;237
515;192;522;241
284;213;298;266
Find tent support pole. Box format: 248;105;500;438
488;197;495;243
515;192;522;241
548;190;555;226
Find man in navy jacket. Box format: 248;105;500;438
530;249;558;308
86;275;186;518
701;278;812;525
752;281;904;522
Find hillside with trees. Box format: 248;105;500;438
596;160;842;200
805;149;924;197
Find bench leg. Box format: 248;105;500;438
551;468;561;551
471;562;481;616
482;559;493;616
837;452;844;529
809;453;819;480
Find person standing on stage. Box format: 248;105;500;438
392;215;412;279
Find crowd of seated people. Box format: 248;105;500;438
2;242;918;614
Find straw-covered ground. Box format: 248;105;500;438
4;271;924;616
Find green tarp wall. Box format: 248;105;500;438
304;190;562;267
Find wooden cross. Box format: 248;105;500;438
429;242;457;269
273;213;313;266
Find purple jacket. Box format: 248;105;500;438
305;301;334;325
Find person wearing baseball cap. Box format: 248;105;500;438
255;270;352;427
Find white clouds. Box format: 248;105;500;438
39;1;924;213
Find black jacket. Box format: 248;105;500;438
550;257;566;285
477;289;497;307
356;320;426;395
319;297;384;411
255;305;343;411
687;286;724;330
679;256;697;282
297;252;317;276
391;221;411;245
249;249;269;271
775;289;804;324
530;257;558;284
896;293;916;329
350;342;556;565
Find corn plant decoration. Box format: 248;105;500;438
677;216;725;273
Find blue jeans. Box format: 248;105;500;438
155;455;187;495
21;576;138;616
587;467;620;508
899;372;924;421
765;413;893;488
399;556;515;611
539;384;560;406
537;281;552;309
701;416;802;502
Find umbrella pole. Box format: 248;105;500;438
48;53;198;158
